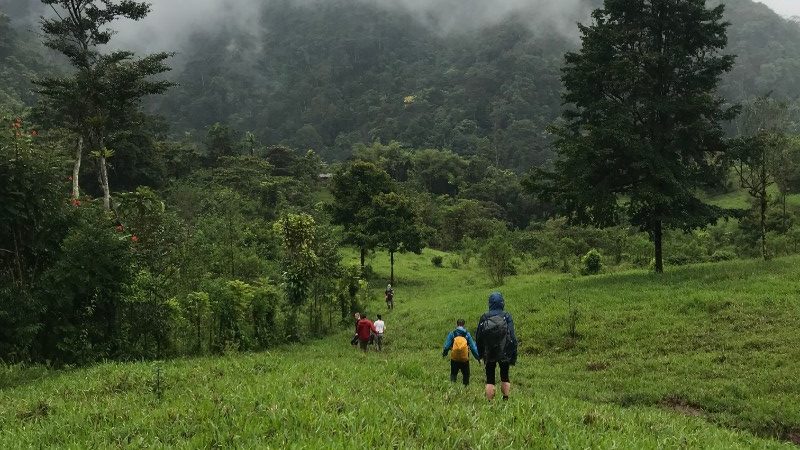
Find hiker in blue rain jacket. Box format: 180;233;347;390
476;292;518;401
441;319;480;385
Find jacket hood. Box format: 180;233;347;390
488;292;505;311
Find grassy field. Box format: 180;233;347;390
1;250;799;448
704;184;800;211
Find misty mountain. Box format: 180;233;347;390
3;0;800;168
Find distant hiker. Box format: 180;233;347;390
374;314;386;351
476;292;518;401
385;284;394;309
442;319;480;386
356;313;379;353
351;312;361;346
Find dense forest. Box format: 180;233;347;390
4;0;800;166
3;0;800;365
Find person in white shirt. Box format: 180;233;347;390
373;314;386;351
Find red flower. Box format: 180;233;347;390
30;130;38;137
115;225;124;232
131;235;139;243
70;198;81;207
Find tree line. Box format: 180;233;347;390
4;0;800;365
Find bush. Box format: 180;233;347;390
179;291;211;354
206;279;254;353
37;207;134;364
251;283;281;349
710;250;737;262
117;270;180;360
431;255;443;267
480;233;517;285
580;249;603;275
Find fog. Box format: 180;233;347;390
111;0;589;54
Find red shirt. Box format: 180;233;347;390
356;319;378;341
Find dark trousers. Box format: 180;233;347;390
450;360;470;385
485;360;510;385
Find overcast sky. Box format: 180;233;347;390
759;0;800;17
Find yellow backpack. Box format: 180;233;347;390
451;335;469;362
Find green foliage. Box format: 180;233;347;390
117;270;180;360
203;122;239;163
3;252;800;447
732;96;792;260
34;0;173;208
329;161;393;265
580;249;603;276
0;14;44;108
480;233;516;285
178;292;211;354
430;255;443;267
336;265;363;321
0;116;72;360
409;148;466;196
274;213;318;307
362;191;428;283
711;249;737;262
435;199;502;250
251;282;281;349
37;205;134;364
363;192;427;255
206;279;253;353
543;0;736;273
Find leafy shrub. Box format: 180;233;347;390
710;250;737;262
207;279;254;353
449;258;461;269
431;255;443;267
480;233;517;285
179;291;211;354
251;282;281;349
117;270;180;360
37;207;134;364
580;249;603;275
665;254;690;266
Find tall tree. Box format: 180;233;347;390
361;192;427;285
34;0;172;208
274;213;318;341
732;96;789;260
329;161;393;269
541;0;736;273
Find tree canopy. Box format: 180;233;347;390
542;0;736;273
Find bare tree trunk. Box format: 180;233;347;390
98;136;111;210
760;191;768;261
390;250;395;285
12;227;25;287
653;221;664;274
99;154;111;209
72;137;82;199
783;191;788;230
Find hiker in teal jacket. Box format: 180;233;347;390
442;319;480;385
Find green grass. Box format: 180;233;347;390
705;185;800;211
2;251;799;448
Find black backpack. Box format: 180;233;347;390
482;314;508;361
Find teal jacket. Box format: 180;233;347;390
442;326;480;360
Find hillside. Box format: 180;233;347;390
4;0;800;167
0;13;45;109
1;251;799;447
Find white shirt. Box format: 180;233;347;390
374;320;385;334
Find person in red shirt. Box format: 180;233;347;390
356;313;379;353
